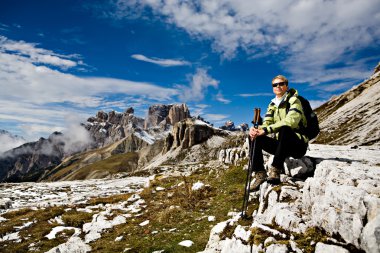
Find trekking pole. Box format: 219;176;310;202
241;108;261;219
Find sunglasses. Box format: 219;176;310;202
272;82;287;87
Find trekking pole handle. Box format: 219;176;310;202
252;108;261;129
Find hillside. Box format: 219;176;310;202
314;63;380;145
1;139;379;253
0;104;192;182
0;65;379;253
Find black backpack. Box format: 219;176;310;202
286;92;320;140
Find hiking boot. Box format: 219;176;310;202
267;166;281;184
249;171;267;191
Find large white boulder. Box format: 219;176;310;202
360;215;380;253
302;159;380;248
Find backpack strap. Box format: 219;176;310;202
285;89;296;114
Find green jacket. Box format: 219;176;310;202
260;88;309;143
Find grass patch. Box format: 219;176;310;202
249;227;280;246
61;210;93;227
89;164;255;253
292;227;329;253
0;206;67;253
64;152;139;180
87;193;133;205
46;151;139;181
1;164;261;252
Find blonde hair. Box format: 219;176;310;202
272;75;288;85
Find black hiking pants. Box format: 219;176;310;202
251;126;307;172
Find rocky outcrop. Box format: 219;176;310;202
302;159;380;249
315;63;380;145
85;108;144;147
202;144;380;253
168;103;190;125
86;104;191;148
218;148;246;165
144;104;171;129
165;118;224;151
144;103;191;129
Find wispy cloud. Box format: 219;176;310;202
309;100;327;110
0;36;79;69
0;36;181;140
131;54;191;67
312;81;357;93
0;36;226;141
202;113;231;125
204;113;230;121
0;133;26;154
176;68;219;102
215;91;231;104
107;0;380;86
189;104;209;117
237;93;273;98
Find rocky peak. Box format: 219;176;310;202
144;103;191;129
125;107;134;114
164;118;226;152
108;111;123;125
144;104;171;129
168;104;191;125
96;111;108;122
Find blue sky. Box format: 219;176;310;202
0;0;379;142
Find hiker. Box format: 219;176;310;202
248;75;308;190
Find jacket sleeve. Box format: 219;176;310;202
261;97;303;134
261;105;274;129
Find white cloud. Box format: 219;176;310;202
237;93;273;98
131;54;190;67
0;133;26;154
312;81;356;93
60;114;92;154
20;124;65;140
309;100;327;110
0;36;226;141
0;36;79;69
0;36;182;140
204;113;229;121
188;104;209;117
108;0;380;85
215;91;231;104
176;68;219;102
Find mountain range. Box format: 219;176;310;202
0;63;379;253
0;63;379;183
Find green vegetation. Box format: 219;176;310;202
0;206;67;253
0;164;256;253
0;161;362;253
61;210;93;227
89;164;250;253
87;193;133;205
47;151;139;181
